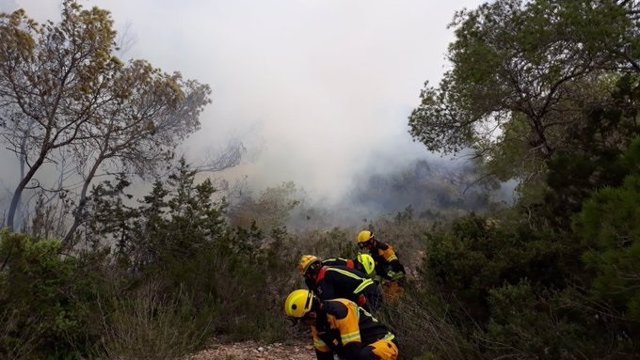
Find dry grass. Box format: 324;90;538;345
378;288;479;360
0;308;43;360
95;282;211;359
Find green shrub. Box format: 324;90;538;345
574;139;640;322
482;282;589;360
423;214;576;324
0;231;109;359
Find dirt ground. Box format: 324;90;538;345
188;341;315;360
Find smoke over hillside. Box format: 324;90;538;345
345;159;499;216
0;0;488;233
224;155;511;232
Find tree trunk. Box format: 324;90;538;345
63;155;105;246
6;154;46;231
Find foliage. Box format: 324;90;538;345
409;0;640;172
407;4;640;355
86;159;302;346
409;133;640;358
424;214;576;320
482;282;589;360
86;158;227;272
0;153;308;358
97;282;212;360
418;210;640;359
377;286;478;360
575;139;640;322
0;0;211;235
227;181;302;231
0;231;110;359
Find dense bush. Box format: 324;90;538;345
0;159;304;359
575;139;640;323
482;282;592;360
423;214;577;323
0;231;110;359
405;140;640;359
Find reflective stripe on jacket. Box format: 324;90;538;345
315;266;375;304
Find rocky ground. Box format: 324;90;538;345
188;341;314;360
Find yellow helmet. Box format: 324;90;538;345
357;230;373;244
298;255;320;274
356;253;376;277
284;289;314;318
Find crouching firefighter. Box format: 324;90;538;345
357;231;406;302
299;255;383;312
285;289;399;360
356;231;406;282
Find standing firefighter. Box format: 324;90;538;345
284;289;399;360
299;255;383;311
357;230;406;301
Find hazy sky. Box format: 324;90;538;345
6;0;484;203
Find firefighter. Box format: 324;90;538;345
298;255;383;311
356;230;406;282
357;231;406;302
284;289;399;360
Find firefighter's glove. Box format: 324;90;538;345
387;270;405;281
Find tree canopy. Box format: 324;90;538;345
409;0;640;179
0;1;211;237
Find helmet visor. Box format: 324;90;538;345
358;240;371;249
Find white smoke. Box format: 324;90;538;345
4;0;485;213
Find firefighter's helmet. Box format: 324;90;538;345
284;289;314;318
298;254;320;275
357;230;374;244
356;253;376;277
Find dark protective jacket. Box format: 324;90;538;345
306;265;382;311
323;257;371;276
311;298;397;360
322;257;355;269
